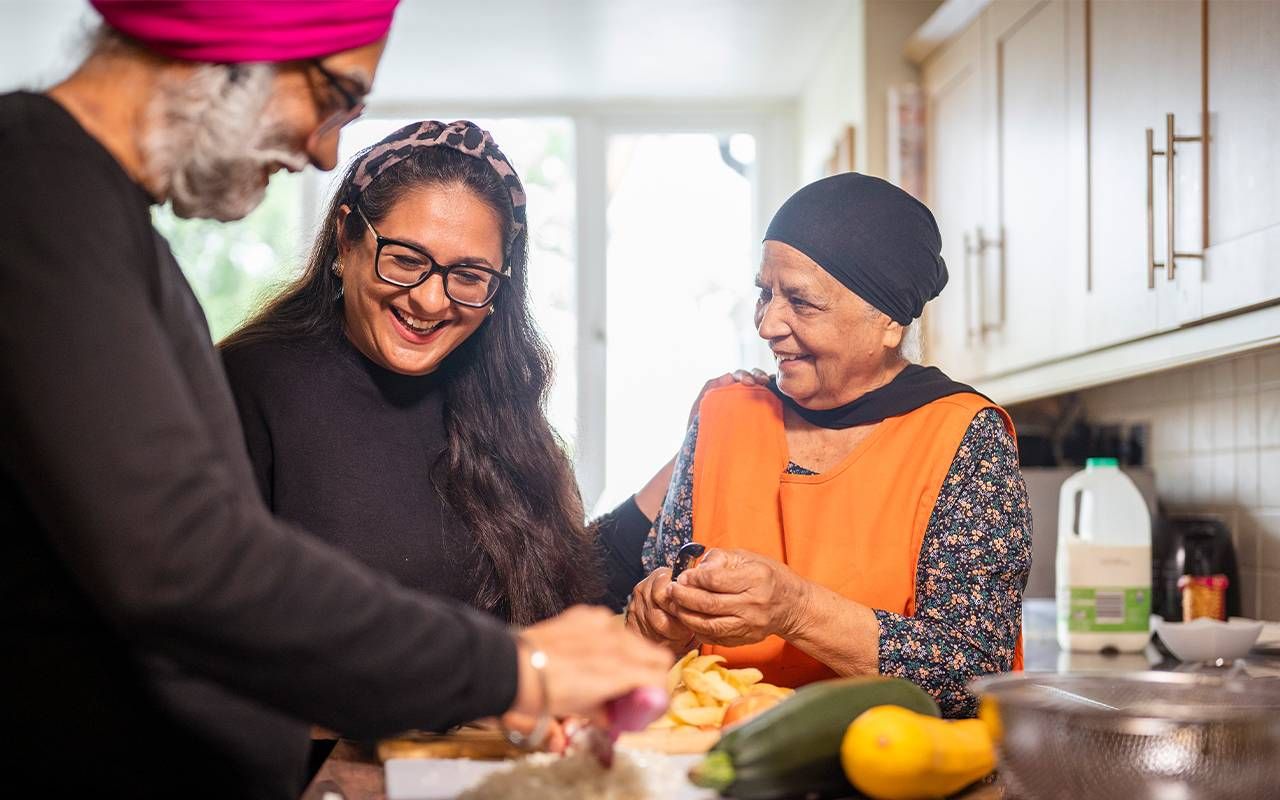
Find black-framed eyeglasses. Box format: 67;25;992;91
355;206;507;308
309;59;366;142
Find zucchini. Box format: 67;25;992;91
688;676;940;800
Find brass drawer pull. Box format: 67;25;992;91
1146;113;1204;289
975;225;1005;334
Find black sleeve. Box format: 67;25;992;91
0;147;518;737
592;495;653;612
220;347;274;507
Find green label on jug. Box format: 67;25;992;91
1064;587;1150;632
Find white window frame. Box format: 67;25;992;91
325;101;798;509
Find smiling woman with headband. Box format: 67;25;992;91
221;120;606;629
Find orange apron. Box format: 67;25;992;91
691;384;1024;687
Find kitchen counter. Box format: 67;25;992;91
300;740;1004;800
1021;599;1280;677
301;601;1280;800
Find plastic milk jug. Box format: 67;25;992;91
1056;458;1152;652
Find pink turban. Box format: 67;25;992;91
89;1;400;63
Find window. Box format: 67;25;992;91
598;131;759;509
154;172;305;342
336;117;580;448
158;110;789;513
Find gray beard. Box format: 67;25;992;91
141;63;309;222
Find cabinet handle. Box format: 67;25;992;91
1146;113;1205;288
1146;127;1163;290
963;230;976;344
1164;112;1205;279
975;225;1005;334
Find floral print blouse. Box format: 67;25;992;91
639;408;1032;718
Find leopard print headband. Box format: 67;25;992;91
348;120;527;253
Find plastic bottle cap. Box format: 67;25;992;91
1086;457;1120;468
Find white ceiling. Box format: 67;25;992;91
0;0;853;104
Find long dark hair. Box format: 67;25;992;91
222;142;602;625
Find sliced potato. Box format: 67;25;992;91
648;650;781;734
748;682;795;700
704;671;741;703
670;688;701;711
722;667;764;691
667;650;698;694
685;654;727;673
691;689;726;709
670;703;728;727
683;667;739;703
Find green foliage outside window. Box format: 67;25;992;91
152;172;306;342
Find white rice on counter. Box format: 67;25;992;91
456;749;700;800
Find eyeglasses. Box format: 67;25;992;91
356;206;507;308
308;59;366;144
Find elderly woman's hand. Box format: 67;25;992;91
626;567;698;653
668;548;812;647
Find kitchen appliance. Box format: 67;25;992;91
1153;515;1241;621
973;671;1280;800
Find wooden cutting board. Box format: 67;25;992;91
377;729;522;762
377;726;720;762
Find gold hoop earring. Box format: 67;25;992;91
488;305;496;316
332;258;343;277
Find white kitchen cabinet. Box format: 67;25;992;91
914;0;1276;401
1085;0;1204;350
1200;0;1280;319
921;19;987;382
977;0;1089;375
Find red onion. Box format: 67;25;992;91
606;685;670;736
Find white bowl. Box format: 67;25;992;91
1155;616;1264;662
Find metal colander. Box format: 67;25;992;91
971;671;1280;800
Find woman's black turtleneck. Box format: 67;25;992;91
221;329;485;602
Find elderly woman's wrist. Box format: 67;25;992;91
777;575;818;640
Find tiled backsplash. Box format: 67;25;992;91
1078;345;1280;621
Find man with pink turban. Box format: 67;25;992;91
0;4;670;799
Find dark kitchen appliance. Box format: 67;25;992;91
1153;515;1241;621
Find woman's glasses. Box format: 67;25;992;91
356;206;507;308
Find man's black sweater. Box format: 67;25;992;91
0;92;519;800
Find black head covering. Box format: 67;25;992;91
761;175;986;429
763;173;947;325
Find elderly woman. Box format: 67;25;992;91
623;174;1031;718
